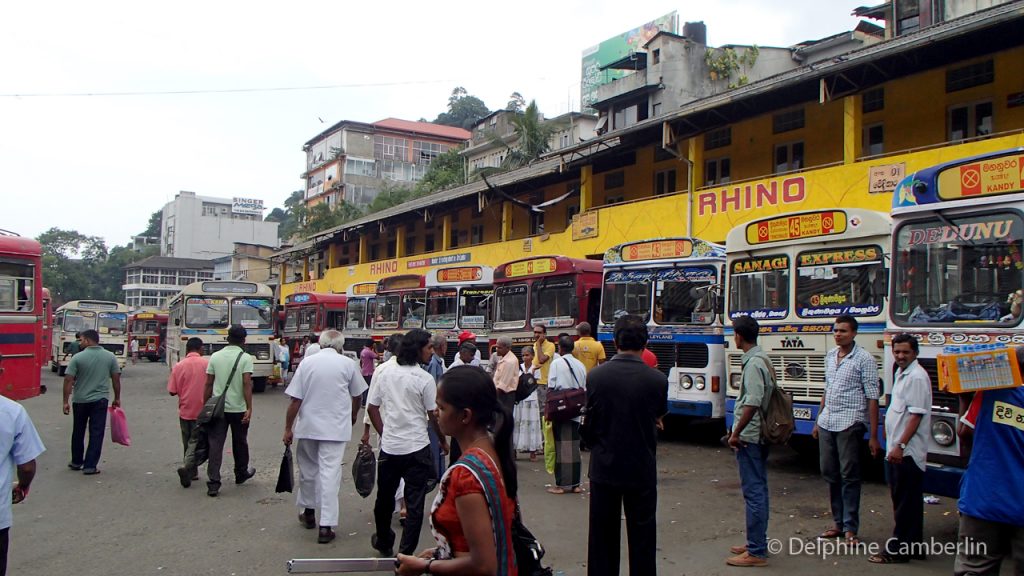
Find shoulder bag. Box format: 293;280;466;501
544;358;586;421
197;351;245;424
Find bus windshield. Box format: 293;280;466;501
98;312;127;335
601;271;651;323
232;298;273;330
426;288;458;329
796;246;886;318
531;278;575;321
892;212;1024;326
653;267;718;325
460;288;492;330
402;292;426;329
186;297;229;328
728;256;790;320
63;311;95;333
494;285;528;326
0;260;34;312
132;320;160;335
347;299;366;330
285;309;300;331
375;295;401;328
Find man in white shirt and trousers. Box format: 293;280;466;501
283;330;367;544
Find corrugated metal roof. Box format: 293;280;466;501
372;118;471;141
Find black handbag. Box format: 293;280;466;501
513;504;553;576
352;442;377;498
275;446;294;493
514;372;538;404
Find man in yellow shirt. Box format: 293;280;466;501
532;324;557;474
573;322;606;373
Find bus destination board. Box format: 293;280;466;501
351;283;377;295
505;258;556;278
622;240;693;261
746;211;847;244
938;153;1024;200
437;267;482;283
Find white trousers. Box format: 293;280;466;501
295;438;347;528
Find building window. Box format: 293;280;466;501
654;169;677;195
566;205;580;229
946;60;994;93
863;124;884;156
406;236;417;255
949;102;993;141
773;142;804;174
374;135;408;161
862;88;884;113
344;157;376;177
530;201;545;236
370;244;380;260
652;102;662;117
605;195;625;205
652;48;660;65
450;229;459;248
471;224;484;245
604;171;625;190
704;127;732;150
412;140;445;165
705;158;731;186
772;108;805;134
425;234;435;252
896;0;920;34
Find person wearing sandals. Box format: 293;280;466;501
546;335;587;495
514;347;542;462
868;333;930;564
395;365;517;576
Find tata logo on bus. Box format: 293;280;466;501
437;267;482;283
505;258;556;278
938;154;1024;199
798;247;879;266
731;256;789;274
747;210;847;245
622;240;692;261
369;261;398;275
698;176;806;216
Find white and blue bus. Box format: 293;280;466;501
598;238;727;421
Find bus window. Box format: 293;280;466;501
654;267;717;324
728;256;790;320
532;278;575;320
892;212;1024;326
402;292;426;329
298;306;315;331
796;246;885;318
376;295;401;328
601;271;652;323
460;289;492;330
495;285;528;327
232;298;273;330
347;299;366;330
426;288;458;329
64;311;95;333
186;297;229;328
325;310;346;330
285;309;300;331
98;312;127;336
365;298;376;328
0;261;34;312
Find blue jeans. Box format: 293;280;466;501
737;442;770;558
71;398;108;470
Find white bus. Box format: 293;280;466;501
167;281;275;392
425;265;494;363
51;300;130;374
598;238;727;422
724;209;891;440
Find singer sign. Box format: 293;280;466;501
232;197;265;215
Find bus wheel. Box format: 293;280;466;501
58;365;66;376
252;377;267;394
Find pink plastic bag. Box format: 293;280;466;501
109;406;131;446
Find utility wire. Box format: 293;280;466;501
0;78;458;98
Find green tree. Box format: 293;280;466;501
414;146;467;195
37;228;109;304
276;190;306;242
434;87;490;130
475;99;560;178
506;91;526;112
366;181;415;214
140;210;162;238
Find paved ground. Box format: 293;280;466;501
8;361;974;576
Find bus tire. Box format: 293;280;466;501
58;365;66;376
252;377;267;394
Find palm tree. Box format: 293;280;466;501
475;100;564;178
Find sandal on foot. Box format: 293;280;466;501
868;554;909;564
571;486;584;493
845;534;862;546
546;487;566;494
817;528;843;539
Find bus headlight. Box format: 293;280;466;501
695;376;706;390
729;373;741;390
931;420;955;447
680;375;693;389
256;350;271;360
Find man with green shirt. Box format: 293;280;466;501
62;329;121;475
203;325;255;497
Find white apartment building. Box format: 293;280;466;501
122;256;214;309
160;191;279;259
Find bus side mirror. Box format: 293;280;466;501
174;318;181;326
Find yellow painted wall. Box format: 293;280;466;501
281;133;1024;301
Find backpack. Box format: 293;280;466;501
752;356;795;445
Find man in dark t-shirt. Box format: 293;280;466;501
585;315;668;576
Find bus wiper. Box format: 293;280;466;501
935;210;977;247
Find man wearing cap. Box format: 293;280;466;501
456;331;481;366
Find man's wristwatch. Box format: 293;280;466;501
898;442;907;450
423;558;434;574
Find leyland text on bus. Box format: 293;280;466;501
52;300;130;374
598;238;726;422
0;232;44;399
166;281;275;393
724;209;891;441
491;256;603;353
425;265;494;363
887;147;1024;497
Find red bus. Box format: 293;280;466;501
0;232;44;400
372;275;426;341
491;256;603;351
129;311;168;362
282;292;348;366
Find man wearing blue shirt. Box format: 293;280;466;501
0;353;46;576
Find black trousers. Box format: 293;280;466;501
1;526;8;576
885;458;924;557
71;398;108;470
587;481;657;576
206;412;250;488
373;446;432;555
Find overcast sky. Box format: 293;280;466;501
0;0;866;248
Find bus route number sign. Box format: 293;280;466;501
746;211;847;244
352;283;376;295
623;240;692;261
938;154;1024;200
438;267;482;283
505;258;556;278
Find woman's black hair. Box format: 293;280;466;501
439;365;518;500
398;329;431;366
